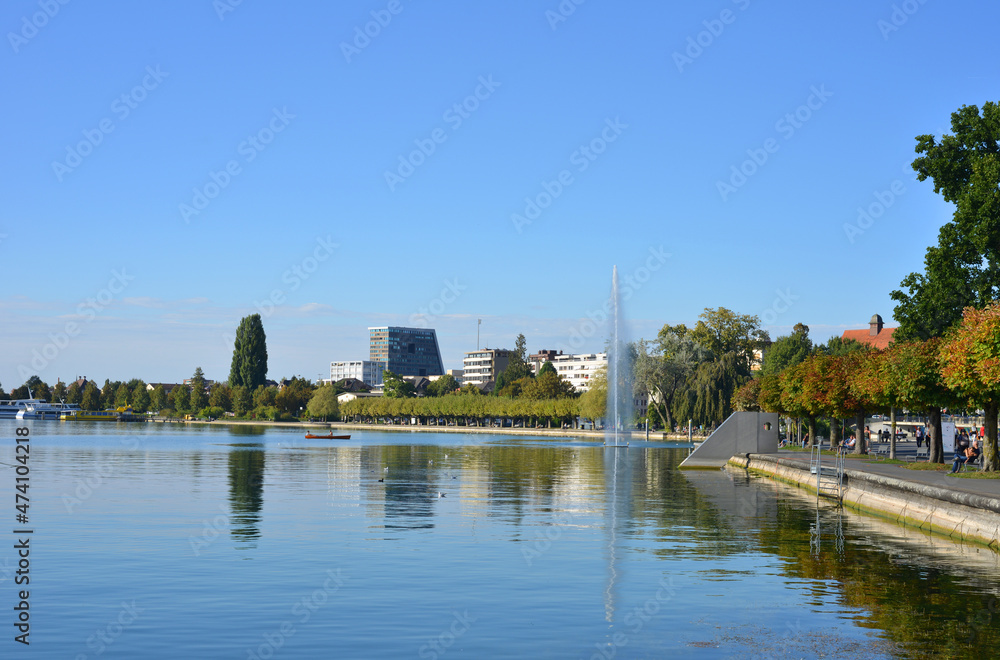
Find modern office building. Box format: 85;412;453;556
369;326;444;377
330;360;385;388
462;349;511;387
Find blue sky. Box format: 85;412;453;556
1;0;997;387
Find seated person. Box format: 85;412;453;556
951;440;981;473
844;435;856;450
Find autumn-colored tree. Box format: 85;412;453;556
756;374;784;417
800;354;856;449
732;378;761;412
939;304;1000;471
778;361;815;445
880;339;956;463
841;350;883;454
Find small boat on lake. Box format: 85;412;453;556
304;432;351;440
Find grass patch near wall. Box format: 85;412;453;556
904;462;949;472
950;470;1000;479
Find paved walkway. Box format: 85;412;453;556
775;442;1000;501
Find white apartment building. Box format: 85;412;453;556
330;360;385;388
551;352;607;392
462;349;510;387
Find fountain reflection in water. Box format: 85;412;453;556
605;265;633;447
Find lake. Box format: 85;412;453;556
1;420;998;658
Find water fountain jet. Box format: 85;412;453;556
605;266;633;447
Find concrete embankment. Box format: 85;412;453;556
728;453;1000;550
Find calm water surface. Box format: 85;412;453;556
2;420;998;659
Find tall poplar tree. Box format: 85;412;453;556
230;314;268;390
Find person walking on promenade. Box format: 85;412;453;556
915;424;924;448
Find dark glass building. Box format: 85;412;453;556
368;326;444;377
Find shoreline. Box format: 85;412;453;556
730;453;1000;550
148;417;702;441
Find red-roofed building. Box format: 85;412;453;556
841;314;896;350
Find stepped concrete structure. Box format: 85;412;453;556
679;411;780;469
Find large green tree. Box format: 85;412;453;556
759;323;812;378
171;384;190;413
578;368;607;423
66;382;82;405
209;383;232;412
150;385;167;412
689;307;771;381
100;380;118;409
426;374;459;397
82;381;102;410
14;375;50;401
189;367;208;411
275;377;314;414
131;383;151;413
230;314;269;390
114;383;130;408
892;223;988;341
52;380;67;403
231;385;252;416
383;370;415;398
307;385;340;420
671;308;770;427
893;102;1000;338
912;102;1000;292
521;371;575;400
890;103;1000;454
633;333;707;431
496;334;532;393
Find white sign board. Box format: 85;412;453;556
942;421;956;454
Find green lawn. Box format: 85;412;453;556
904;462;949;472
950;470;1000;479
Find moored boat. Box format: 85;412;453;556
304;433;351;439
16;401;82;420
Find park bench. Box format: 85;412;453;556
908;446;929;462
871;442;890;459
963;453;984;472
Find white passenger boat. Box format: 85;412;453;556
15;401;82;420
